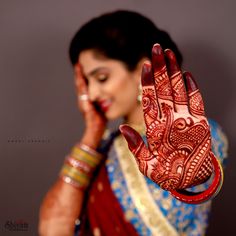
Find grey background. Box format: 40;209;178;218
0;0;235;235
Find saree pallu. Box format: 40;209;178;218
77;119;228;236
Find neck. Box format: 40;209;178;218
124;104;144;126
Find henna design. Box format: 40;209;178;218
184;71;205;117
152;45;173;103
189;90;205;116
170;72;188;105
142;88;159;124
154;67;173;101
144;102;212;191
120;45;223;203
170;152;223;204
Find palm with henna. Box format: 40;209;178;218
120;44;223;204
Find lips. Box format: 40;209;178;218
98;99;112;112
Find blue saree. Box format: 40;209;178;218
77;119;228;236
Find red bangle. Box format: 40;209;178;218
170;152;223;204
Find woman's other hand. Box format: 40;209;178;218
39;65;106;235
74;64;107;148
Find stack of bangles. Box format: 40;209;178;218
60;143;103;190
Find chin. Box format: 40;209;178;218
105;114;120;121
104;110;122;121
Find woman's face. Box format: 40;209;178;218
78;50;142;121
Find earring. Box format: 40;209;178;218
137;83;142;103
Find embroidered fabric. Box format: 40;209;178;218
106;119;227;235
74;119;228;235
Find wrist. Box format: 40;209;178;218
81;130;104;149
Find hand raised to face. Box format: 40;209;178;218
120;44;223;204
74;64;107;148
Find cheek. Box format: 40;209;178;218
103;78;138;119
114;79;138;106
103;78;126;98
103;73;138;105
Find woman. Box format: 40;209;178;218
39;10;228;236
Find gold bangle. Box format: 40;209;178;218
71;146;103;168
60;164;90;189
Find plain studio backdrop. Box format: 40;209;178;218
0;1;235;235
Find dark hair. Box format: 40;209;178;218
69;10;183;70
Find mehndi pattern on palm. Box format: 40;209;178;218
120;44;223;204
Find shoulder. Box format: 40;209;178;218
208;119;228;167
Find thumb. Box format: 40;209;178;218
119;124;147;157
120;124;152;176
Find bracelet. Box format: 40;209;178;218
60;144;103;190
79;143;102;157
66;156;91;173
170;153;224;204
71;145;103;168
60;175;89;189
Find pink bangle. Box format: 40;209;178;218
60;175;87;190
78;143;102;157
65;155;91;173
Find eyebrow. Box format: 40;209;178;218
87;67;108;77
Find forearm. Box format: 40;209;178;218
39;134;103;236
39;179;84;236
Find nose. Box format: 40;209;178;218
88;81;101;102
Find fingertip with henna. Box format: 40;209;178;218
152;44;165;70
164;49;180;75
119;125;142;150
183;72;198;93
141;62;153;86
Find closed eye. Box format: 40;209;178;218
96;74;108;83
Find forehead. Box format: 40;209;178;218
79;50;106;69
78;50;127;75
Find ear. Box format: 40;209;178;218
133;57;150;85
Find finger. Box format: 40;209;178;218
74;64;88;95
119;125;152;175
183;71;206;117
165;49;188;113
141;62;160;124
152;44;174;117
74;64;91;112
141;62;166;154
